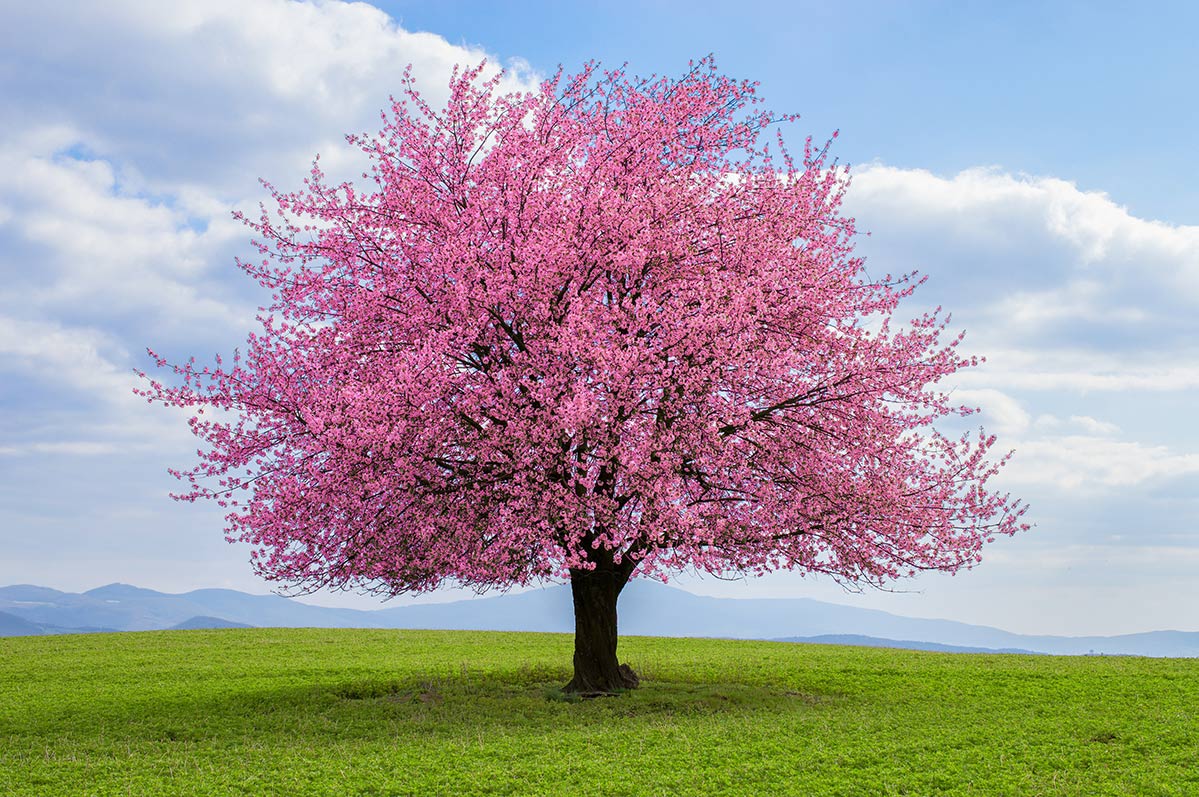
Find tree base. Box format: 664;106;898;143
563;663;640;697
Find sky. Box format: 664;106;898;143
1;0;1196;637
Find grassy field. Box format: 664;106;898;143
1;629;1196;795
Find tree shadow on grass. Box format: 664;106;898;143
7;655;849;753
52;666;845;750
228;667;845;736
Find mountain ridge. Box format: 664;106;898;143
2;581;1196;657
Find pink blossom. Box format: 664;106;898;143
139;59;1027;692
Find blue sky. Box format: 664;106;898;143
1;0;1196;636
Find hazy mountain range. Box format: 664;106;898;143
2;581;1197;657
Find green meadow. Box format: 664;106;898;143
1;629;1196;795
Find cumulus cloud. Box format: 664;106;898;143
0;315;196;456
1067;415;1120;436
1001;436;1199;490
847;166;1199;501
941;389;1180;493
846;165;1199;354
0;0;541;334
0;0;538;198
0;132;249;335
954;348;1199;393
951;388;1031;435
1027;414;1120;436
0;316;132;398
0;0;542;464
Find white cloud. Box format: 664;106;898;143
0;0;539;198
0;315;198;456
0;0;543;461
0;0;542;327
989;279;1148;328
0;442;121;457
952;388;1031;435
1068;415;1120;436
842;168;1199;495
847;165;1199;343
0;137;248;330
1030;414;1120;435
1002;436;1199;490
852;163;1199;267
0;316;132;398
955;348;1199;392
846;168;1199;503
983;543;1199;573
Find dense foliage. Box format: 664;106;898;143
141;59;1026;690
142;59;1024;595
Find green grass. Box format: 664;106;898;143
1;629;1196;795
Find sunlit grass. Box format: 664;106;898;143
2;629;1196;795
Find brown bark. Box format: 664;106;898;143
563;567;640;695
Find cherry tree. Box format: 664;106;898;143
141;60;1027;694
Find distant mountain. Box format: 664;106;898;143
0;610;44;637
0;583;369;632
0;607;118;637
176;588;370;628
368;583;1199;657
774;634;1043;655
168;616;253;630
3;581;1197;657
0;584;193;632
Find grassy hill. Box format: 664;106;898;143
1;629;1196;795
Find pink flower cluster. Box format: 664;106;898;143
138;59;1028;598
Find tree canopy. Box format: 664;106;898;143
141;59;1027;692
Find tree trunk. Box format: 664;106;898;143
563;567;640;695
